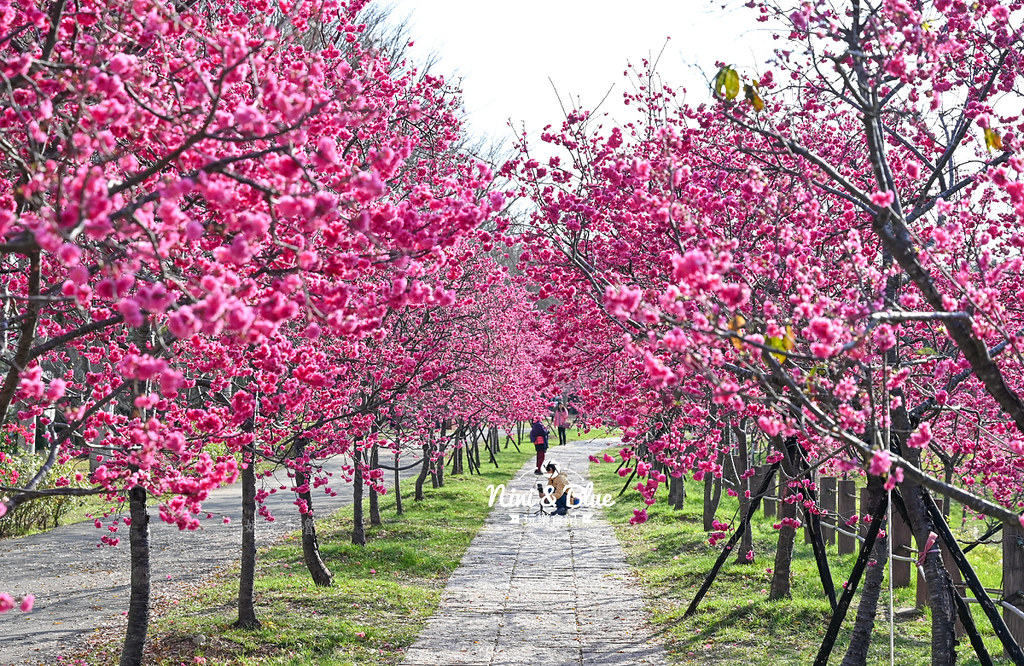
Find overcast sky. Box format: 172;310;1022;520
380;0;774;147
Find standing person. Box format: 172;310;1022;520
553;402;570;446
530;418;549;474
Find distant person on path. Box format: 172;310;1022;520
553;402;570;446
530;418;549;474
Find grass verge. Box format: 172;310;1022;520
564;425;619;443
590;443;1011;666
71;446;534;666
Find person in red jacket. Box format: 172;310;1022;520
530;418;548;474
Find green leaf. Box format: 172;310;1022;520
766;336;788;363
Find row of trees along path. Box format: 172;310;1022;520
4;0;1024;665
0;0;553;664
502;0;1024;664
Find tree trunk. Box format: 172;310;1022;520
769;480;797;601
435;440;446;488
685;463;779;617
667;471;684;510
394;450;404;515
703;470;722;532
922;493;1016;663
119;486;150;666
780;436;836;609
892;406;958;666
733;423;753;564
433;420;448;488
352;447;366;546
294;440;333;585
472;428;482;472
414;443;430;501
840;476;888;666
368;444;381;526
813;492;889;666
234;445;261;629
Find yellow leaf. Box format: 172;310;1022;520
783;325;796;351
984;127;1003;152
713;68;728;98
725;68;740;101
728;314;746;350
713;66;741;101
745;84;765;112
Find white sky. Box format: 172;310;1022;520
381;0;775;148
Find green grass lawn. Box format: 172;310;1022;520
496;423;618;450
589;444;1012;666
71;446;534;666
564;424;619;442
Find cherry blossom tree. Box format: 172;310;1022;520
0;0;506;660
506;1;1024;662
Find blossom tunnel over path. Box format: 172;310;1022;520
2;0;1024;665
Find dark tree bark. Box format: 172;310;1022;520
703;470;722;532
472;427;482;472
667;470;685;510
840;475;888;666
414;442;430;501
778;434;836;609
435;439;446;488
293;439;333;585
733;423;753;564
891;401;959;666
487;426;500;468
233;444;261;629
769;480;797;600
368;444;381;526
924;493;1022;663
394;450;404;515
352;447;366;546
813;492;889;666
120;486;150;666
433;420;448;488
452;437;463;476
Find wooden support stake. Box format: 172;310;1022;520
820;477;837;546
837;479;856;555
1004;522;1024;660
891;503;912;588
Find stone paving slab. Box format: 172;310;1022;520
401;439;665;666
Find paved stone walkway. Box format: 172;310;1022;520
402;440;665;666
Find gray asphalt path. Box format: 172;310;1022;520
0;454;417;665
401;440;666;666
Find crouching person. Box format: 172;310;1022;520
543;462;578;515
